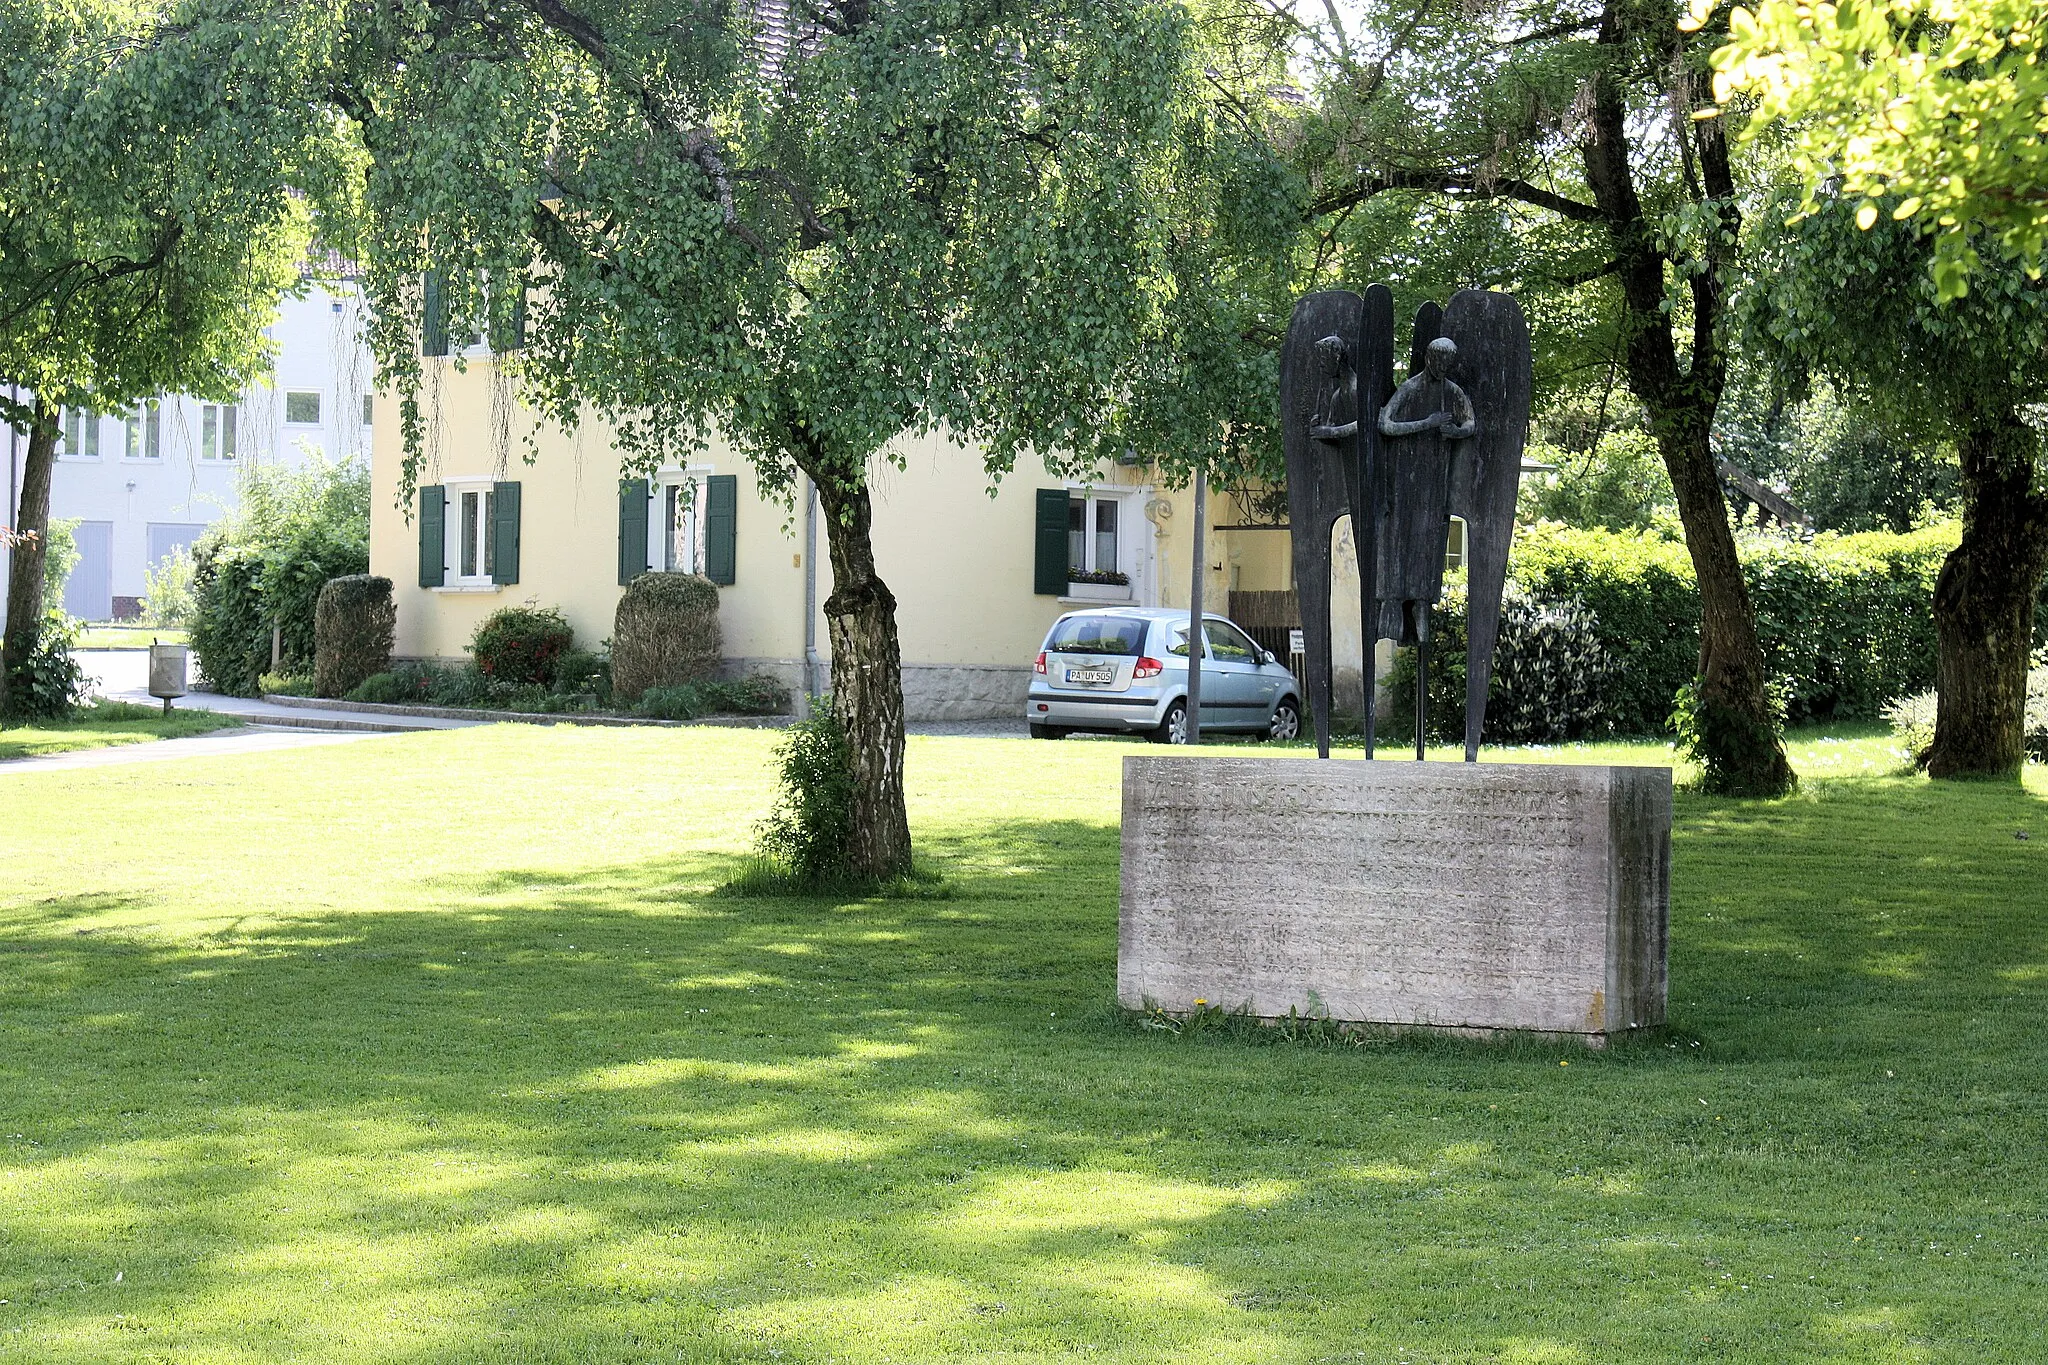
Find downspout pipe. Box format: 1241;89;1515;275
802;475;822;717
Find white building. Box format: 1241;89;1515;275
1;275;373;624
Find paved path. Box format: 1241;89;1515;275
76;651;482;732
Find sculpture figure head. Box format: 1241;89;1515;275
1423;335;1458;380
1314;334;1350;377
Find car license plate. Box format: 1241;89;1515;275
1065;666;1114;684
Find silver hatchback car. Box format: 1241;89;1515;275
1026;607;1302;743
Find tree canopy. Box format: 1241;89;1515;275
1703;0;2048;298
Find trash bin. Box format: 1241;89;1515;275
148;642;189;715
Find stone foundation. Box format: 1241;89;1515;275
1118;757;1670;1041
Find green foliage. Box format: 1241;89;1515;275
1392;524;1954;741
189;459;370;696
551;649;612;704
1385;582;1617;747
1707;0;2048;297
313;575;396;700
612;572;721;704
754;708;860;891
349;662;492;709
1671;676;1794;796
0;0;339;423
257;672;315;697
39;520;78;614
0;608;88;721
470;606;574;688
633;675;792;722
141;548;197;629
1511;526;1704;736
1515;433;1675;534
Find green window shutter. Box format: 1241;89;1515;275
418;485;446;587
422;271;449;357
618;477;649;585
1033;488;1070;595
491;481;521;584
704;474;738;585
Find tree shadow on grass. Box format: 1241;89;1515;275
2;791;2045;1362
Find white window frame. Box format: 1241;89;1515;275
441;475;501;591
124;400;162;462
647;466;713;576
283;390;323;426
60;408;101;461
199;403;238;461
1061;481;1154;605
1445;516;1468;572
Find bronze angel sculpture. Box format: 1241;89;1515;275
1280;285;1532;760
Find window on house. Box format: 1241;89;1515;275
201;404;238;460
1445;516;1467;572
659;478;703;574
285;391;322;425
126;402;162;459
1066;491;1125;579
362;395;373;426
63;409;100;459
456;486;496;582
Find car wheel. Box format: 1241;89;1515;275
1151;699;1189;745
1029;722;1068;740
1268;697;1301;742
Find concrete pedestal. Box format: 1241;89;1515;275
1118;757;1670;1042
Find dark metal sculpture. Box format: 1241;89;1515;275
1281;286;1531;762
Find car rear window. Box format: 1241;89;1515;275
1046;615;1147;656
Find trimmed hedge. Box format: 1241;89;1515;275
1390;522;1959;742
613;572;721;704
471;606;574;687
314;575;396;699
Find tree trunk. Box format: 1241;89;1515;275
1;398;60;717
1924;418;2048;780
1579;0;1794;796
810;464;914;882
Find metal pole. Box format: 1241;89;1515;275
802;475;821;717
1186;474;1206;745
1415;608;1429;761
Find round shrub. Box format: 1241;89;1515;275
314;575;396;699
470;605;574;687
612;572;721;704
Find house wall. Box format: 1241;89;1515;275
371;358;1292;719
1;280;374;626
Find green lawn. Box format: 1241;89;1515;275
0;700;237;761
72;625;187;650
0;726;2042;1363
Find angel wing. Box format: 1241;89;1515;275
1442;289;1533;761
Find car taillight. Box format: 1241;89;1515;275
1134;656;1164;679
1034;651;1047;675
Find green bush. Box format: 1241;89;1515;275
40;519;79;614
633;673;791;721
754;707;859;889
141;549;196;629
314;575;396;699
470;605;573;687
349;661;493;708
1384;582;1616;746
189;458;369;695
258;672;315;697
1508;524;1702;736
1;609;89;721
1382;522;1955;742
612;572;721;703
551;648;611;703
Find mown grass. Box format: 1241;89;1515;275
0;725;2043;1363
0;700;237;761
71;625;187;650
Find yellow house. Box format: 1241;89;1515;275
368;358;1299;718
